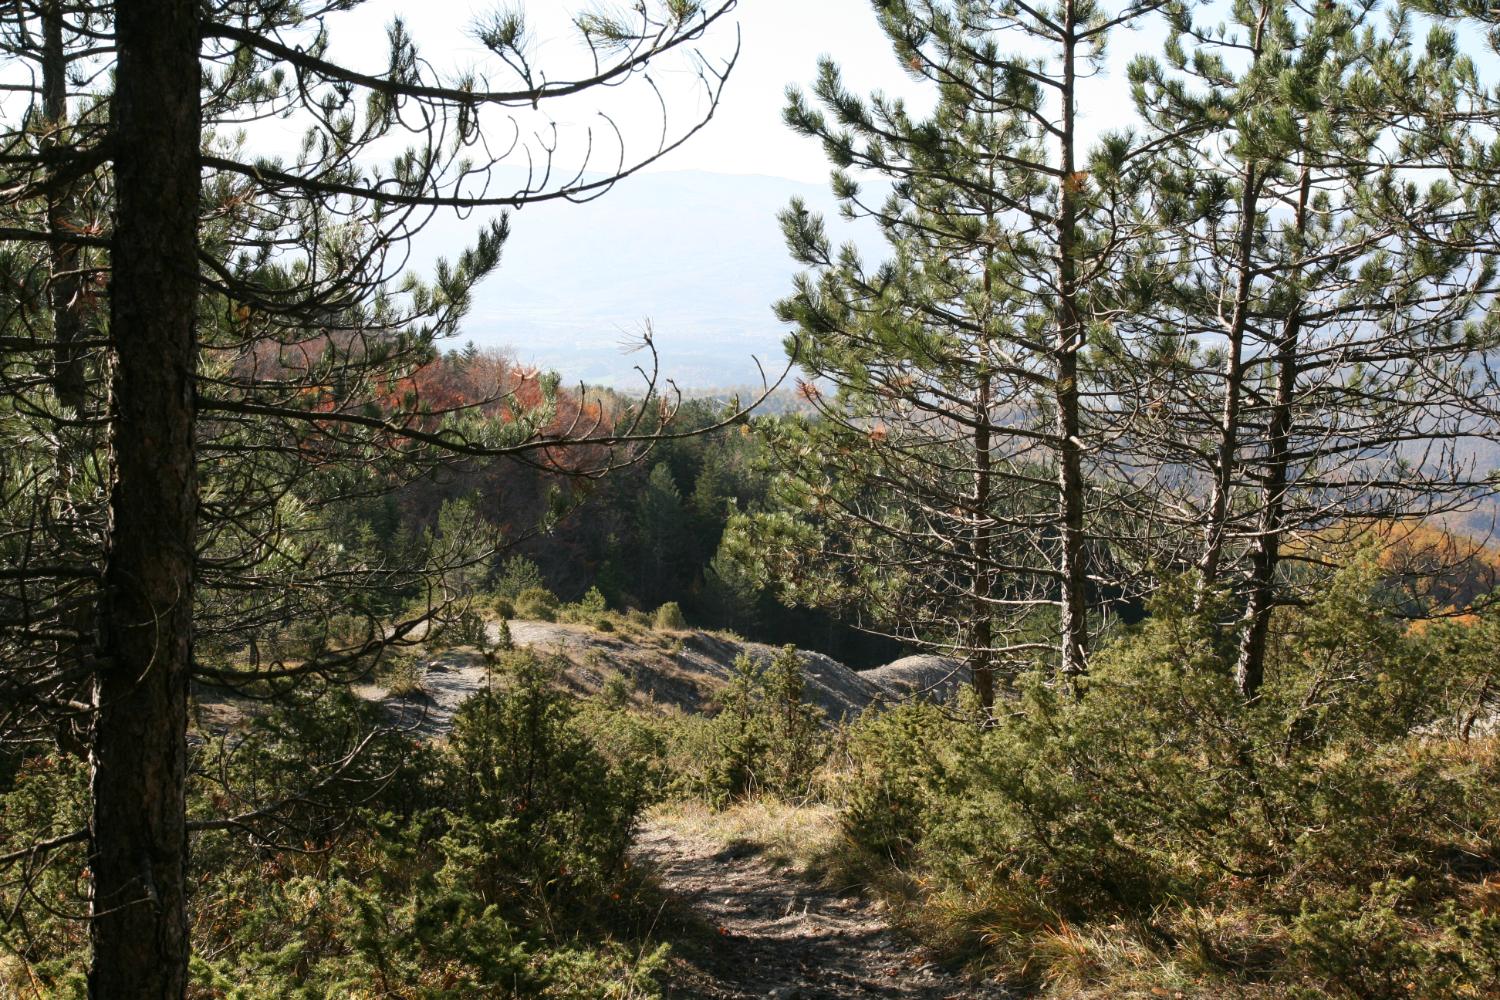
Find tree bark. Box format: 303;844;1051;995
43;0;86;412
971;366;996;712
89;0;200;995
43;0;93;759
1233;314;1298;699
1234;164;1310;700
1055;2;1089;693
1195;162;1259;600
968;207;999;712
1195;10;1268;609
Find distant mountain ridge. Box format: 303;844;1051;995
432;170;1500;534
438;170;884;388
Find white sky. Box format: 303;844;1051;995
332;0;1147;183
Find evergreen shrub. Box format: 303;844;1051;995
833;567;1500;996
492;555;546;598
652;602;686;630
513;586;559;621
0;656;669;998
681;646;827;804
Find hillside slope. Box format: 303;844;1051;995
368;619;963;736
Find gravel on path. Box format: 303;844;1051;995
635;819;1011;1000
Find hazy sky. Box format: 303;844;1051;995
317;1;1478;385
304;2;1173;383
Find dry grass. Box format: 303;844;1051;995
377;656;427;700
648;800;1312;998
647;799;851;880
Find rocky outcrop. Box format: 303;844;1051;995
504;621;883;721
861;655;969;702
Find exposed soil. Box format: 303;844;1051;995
198;620;972;740
636;818;1012;1000
860;655;969;702
503;620;887;721
372;649;495;736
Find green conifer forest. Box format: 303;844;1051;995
4;1;1500;997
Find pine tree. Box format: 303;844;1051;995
0;0;740;990
1117;0;1499;695
737;0;1169;703
635;462;690;606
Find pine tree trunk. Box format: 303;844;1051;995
43;0;86;411
89;0;200;995
1056;3;1089;693
43;0;93;759
1195;11;1269;607
1195;162;1259;601
971;368;996;711
1234;165;1310;700
1234;309;1299;699
969;164;1001;713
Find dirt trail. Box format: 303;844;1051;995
636;820;1011;1000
